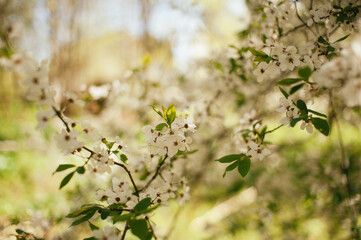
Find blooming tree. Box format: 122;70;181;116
1;0;361;239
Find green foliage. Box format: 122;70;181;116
277;78;302;86
311;117;330;136
249;48;272;63
129;219;152;240
297;67;312;81
238;157;251;177
134;198;151;213
155;123;167;131
279;87;289;99
166;104;176;125
216;154;251;177
54;164;76;173
59;171;75;189
290;83;304;95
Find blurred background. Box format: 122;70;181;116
1;0;361;239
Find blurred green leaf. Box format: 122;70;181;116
59;171;75;189
238;157;251;177
311;117;330;136
216;154;245;163
277;78;302;86
134;198;151;213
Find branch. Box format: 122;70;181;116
52;106;70;132
114;161;140;197
141;155;168;191
120;220;129;240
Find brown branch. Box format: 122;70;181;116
114;161;140;197
141;155;168;191
52;106;70;132
120;220;129;240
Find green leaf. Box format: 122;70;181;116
59;171;75;189
66;205;102;218
101;138;115;150
277;78;302;86
134;198;151;213
76;166;85;174
311;117;330;136
298;66;312;80
326;45;336;52
54;164;76;173
129;219;152;240
71;210;97;226
318;36;329;45
155;123;168;131
223;161;239;178
279;87;289;99
249;48;268;57
84;238;97;240
296;100;307;111
151;105;164;118
334;34;350;43
333;5;343;10
290;118;302;127
113;213;132;223
176;149;198;156
100;209;111;220
308;109;327;118
216;154;245;163
88;222;99;231
120;154;128;163
290;83;305;95
238;157;251;177
166;104;176;125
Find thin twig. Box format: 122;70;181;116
294;2;317;36
141;155;168;191
114;161;140;197
146;217;157;240
52;106;70;132
121;220;129;240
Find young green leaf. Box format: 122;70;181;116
155;123;168;131
113;213;132;223
298;66;312;81
134;197;152;213
100;209;111;220
54;164;76;173
88;221;99;231
59;171;75;189
296;99;308;111
277;78;302;86
290;83;305;95
120;154;128;163
76;166;85;174
311;117;330;136
151;105;164;119
71;210;97;226
318;36;329;45
223;161;240;178
216;154;245;163
334;34;350;43
249;48;268;57
166;104;176;125
129;219;152;240
66;205;102;218
279;87;289;99
308;109;327;118
238;157;251;177
290;118;302;127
